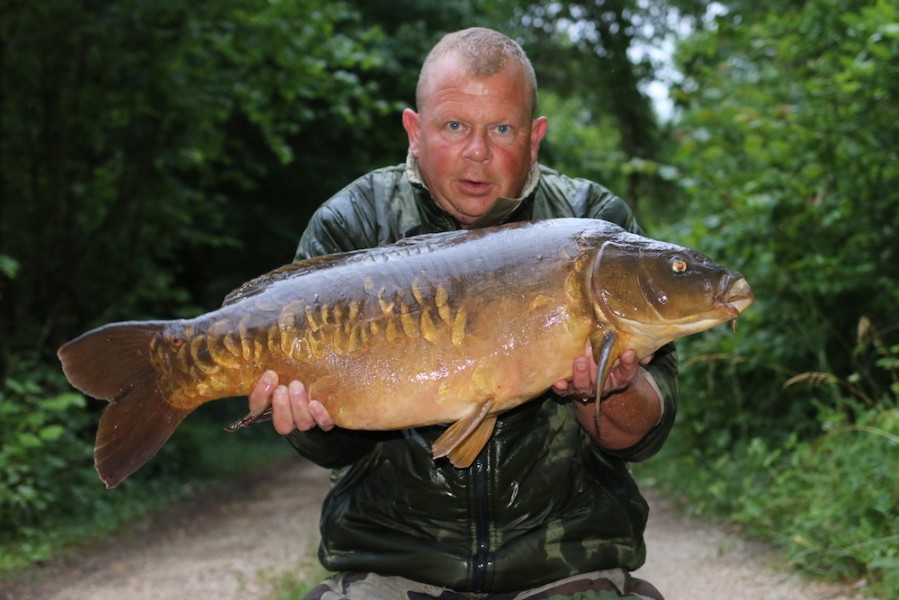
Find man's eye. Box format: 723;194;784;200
447;121;462;131
495;124;511;134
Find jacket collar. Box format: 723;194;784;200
405;151;541;229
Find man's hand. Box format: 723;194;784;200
248;371;334;435
552;347;650;399
553;347;661;450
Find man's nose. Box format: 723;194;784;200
463;131;491;162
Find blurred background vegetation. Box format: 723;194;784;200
1;0;896;595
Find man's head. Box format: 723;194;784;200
402;28;548;227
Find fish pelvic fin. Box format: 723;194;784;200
432;399;495;468
57;321;192;488
446;416;497;469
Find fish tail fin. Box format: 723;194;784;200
58;322;192;488
94;387;191;488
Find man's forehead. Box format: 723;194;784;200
419;58;531;116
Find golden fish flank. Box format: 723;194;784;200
256;278;467;361
168;277;468;392
212;321;243;369
237;314;253;360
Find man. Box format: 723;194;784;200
249;27;676;599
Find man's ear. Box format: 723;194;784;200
402;108;421;156
530;116;548;163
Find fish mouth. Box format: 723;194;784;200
719;276;754;318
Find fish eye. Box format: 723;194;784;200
671;258;688;273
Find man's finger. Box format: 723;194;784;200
309;399;335;431
249;370;279;411
272;384;296;435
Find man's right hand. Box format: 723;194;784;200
249;370;335;435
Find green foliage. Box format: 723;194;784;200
648;0;899;595
0;0;393;355
0;358;97;568
752;407;899;588
0;363;92;535
667;0;899;441
538;91;627;189
655;307;899;596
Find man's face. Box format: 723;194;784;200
402;55;548;227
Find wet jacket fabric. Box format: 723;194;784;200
285;162;679;594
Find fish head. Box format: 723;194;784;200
590;238;754;350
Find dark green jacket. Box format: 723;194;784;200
286;163;678;594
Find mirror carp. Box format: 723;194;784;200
58;218;753;488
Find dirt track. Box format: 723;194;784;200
0;457;866;600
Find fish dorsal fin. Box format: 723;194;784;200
432;399;495;467
222;262;306;306
221;254;354;306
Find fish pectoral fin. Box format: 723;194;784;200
590;330;620;422
432;399;495;468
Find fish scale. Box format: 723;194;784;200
58;218;753;488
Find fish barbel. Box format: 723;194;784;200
58;218;753;488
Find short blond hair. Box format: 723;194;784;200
416;28;539;116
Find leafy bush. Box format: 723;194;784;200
648;319;899;597
645;1;899;596
0;361;94;538
0;359;97;567
756;407;899;588
667;0;899;440
651;402;898;595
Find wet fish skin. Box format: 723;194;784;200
58;218;753;488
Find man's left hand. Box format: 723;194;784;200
553;347;661;450
552;347;650;400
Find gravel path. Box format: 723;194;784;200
0;457;865;600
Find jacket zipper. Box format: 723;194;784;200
472;451;490;592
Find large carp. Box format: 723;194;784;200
59;218;753;488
